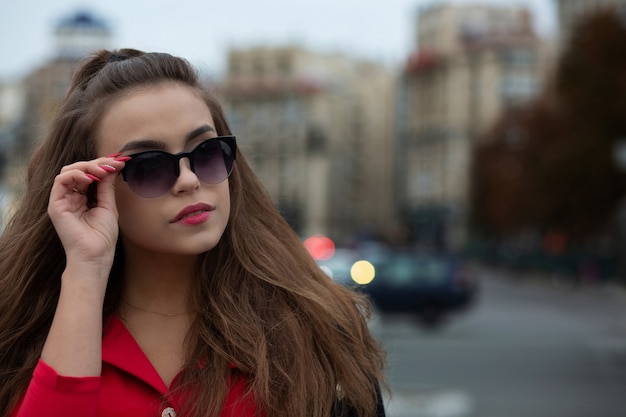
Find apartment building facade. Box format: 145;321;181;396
6;11;111;206
396;3;548;249
15;11;111;157
220;46;395;241
0;11;112;229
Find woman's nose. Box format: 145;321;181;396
172;158;200;195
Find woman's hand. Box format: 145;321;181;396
47;155;130;272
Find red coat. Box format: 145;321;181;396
11;315;258;417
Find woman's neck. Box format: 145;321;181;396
120;251;198;317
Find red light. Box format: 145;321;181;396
303;235;336;260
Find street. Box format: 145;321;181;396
374;268;626;417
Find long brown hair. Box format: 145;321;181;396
0;49;386;417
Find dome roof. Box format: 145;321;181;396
56;11;110;31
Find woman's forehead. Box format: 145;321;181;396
95;83;215;154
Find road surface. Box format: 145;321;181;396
374;268;626;417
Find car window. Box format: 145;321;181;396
377;255;452;285
387;258;415;284
420;259;449;283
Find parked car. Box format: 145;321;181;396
362;251;477;328
318;247;478;329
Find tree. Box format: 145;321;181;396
473;9;626;242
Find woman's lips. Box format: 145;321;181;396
171;203;214;224
177;211;211;225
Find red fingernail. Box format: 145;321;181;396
100;164;117;172
114;156;132;162
85;173;101;182
106;152;122;158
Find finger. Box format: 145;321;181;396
51;170;97;200
51;156;129;202
89;156;131;212
59;155;129;175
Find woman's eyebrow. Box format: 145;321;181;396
118;125;216;153
118;139;167;153
185;125;216;144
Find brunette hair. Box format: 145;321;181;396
0;49;386;417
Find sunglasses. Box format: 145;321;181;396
121;136;236;198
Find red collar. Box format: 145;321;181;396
102;315;170;394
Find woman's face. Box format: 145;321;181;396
96;82;231;258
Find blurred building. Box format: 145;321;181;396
9;10;112;198
556;0;626;46
55;10;112;60
220;46;395;241
0;81;25;227
395;3;549;250
15;10;111;159
0;81;25;150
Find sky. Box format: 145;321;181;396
0;0;557;81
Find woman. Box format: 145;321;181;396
0;49;386;417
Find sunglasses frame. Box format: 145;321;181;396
121;135;237;198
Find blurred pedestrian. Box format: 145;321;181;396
0;49;386;417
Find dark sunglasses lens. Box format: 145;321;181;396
124;153;176;198
194;139;234;184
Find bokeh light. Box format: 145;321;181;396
303;235;336;260
350;260;375;285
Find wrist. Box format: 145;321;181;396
61;262;112;299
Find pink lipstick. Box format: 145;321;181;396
171;203;214;225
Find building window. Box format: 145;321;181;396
500;48;535;66
253;57;264;77
284;99;301;125
230;60;241;77
501;74;538;104
277;54;291;76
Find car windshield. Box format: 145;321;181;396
378;255;451;285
